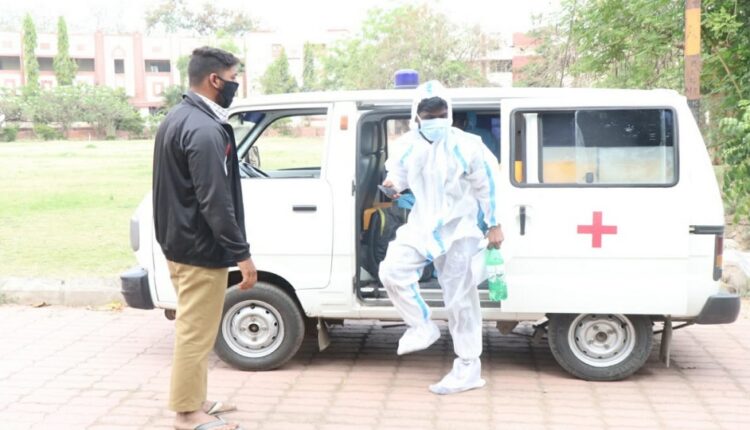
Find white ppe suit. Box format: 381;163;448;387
378;81;500;394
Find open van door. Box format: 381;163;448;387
498;97;689;315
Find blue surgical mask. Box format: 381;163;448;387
418;117;451;143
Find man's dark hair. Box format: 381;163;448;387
188;46;241;87
416;96;448;115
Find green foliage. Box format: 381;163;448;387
1;124;19;142
260;48;298;94
22;14;39;96
53;17;77;85
79;85;143;138
320;4;489;90
0;89;24;121
145;0;255;36
522;0;748;109
702;0;750;119
719;100;750;220
302;43;318;91
161;84;185;111
33;123;63;140
572;0;683;89
25;85;84;136
145;111;167;137
176;55;189;88
525;0;684;90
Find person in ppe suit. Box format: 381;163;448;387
379;80;504;395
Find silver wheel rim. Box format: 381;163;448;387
568;314;635;367
222;300;284;358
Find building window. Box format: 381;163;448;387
114;59;125;74
490;60;512;73
38;57;54;71
145;59;171;73
0;56;21;70
75;58;95;72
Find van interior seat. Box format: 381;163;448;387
357;122;384;230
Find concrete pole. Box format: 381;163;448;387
685;0;702;126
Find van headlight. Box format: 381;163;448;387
130;216;140;251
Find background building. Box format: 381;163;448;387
0;29;534;113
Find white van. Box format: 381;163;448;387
121;87;740;381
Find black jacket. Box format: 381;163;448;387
152;91;250;268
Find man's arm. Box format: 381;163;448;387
466;143;504;248
184;126;251;262
383;137;412;192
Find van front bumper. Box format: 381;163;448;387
695;292;741;324
120;266;154;310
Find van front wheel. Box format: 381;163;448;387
547;313;653;381
214;282;305;371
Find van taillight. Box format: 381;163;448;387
713;234;723;281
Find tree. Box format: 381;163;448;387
0;89;24;122
145;0;255;36
521;0;749;105
260;48;298;94
161;85;184;110
301;42;318;91
25;85;84;137
79;85;143;138
522;0;684;90
22;14;39;95
719;100;750;220
702;0;750;121
320;4;489;90
515;6;592;88
53;17;77;86
176;55;189;88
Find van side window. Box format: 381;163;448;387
512;109;676;186
251;114;327;178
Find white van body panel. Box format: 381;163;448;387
138;88;724;320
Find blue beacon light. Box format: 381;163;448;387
394;69;419;89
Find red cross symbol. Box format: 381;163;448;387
577;211;618;248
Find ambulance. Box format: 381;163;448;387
121;83;740;381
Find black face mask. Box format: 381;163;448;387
216;76;239;108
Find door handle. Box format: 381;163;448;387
519;205;526;236
293;205;317;212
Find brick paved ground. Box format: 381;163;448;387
0;304;748;430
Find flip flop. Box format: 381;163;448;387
205;401;237;415
176;417;242;430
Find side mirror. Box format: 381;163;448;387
246;146;261;168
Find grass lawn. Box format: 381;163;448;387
0;136;322;278
0;140;153;277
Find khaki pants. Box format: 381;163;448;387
167;260;228;412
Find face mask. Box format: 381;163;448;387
418;116;451;143
216;76;239;108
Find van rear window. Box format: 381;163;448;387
512;108;677;186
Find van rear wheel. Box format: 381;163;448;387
214;282;305;371
547;313;652;381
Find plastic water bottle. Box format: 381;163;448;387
486;248;507;301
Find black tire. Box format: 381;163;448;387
214;282;305;371
547;313;653;381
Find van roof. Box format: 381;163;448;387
231;87;684;109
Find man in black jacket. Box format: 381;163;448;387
153;46;255;430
